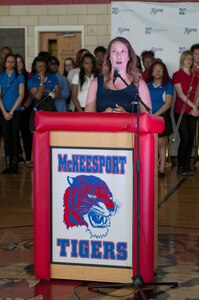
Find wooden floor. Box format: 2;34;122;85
0;140;199;300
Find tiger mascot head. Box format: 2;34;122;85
63;175;117;238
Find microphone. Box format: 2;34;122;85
34;92;55;111
113;67;120;84
48;91;55;99
112;71;152;114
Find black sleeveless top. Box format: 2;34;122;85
96;75;138;113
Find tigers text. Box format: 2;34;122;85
57;238;128;261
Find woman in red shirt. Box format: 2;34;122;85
173;50;199;176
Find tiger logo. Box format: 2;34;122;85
63;175;117;238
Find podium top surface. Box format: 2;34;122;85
35;112;164;134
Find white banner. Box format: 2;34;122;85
112;2;199;155
112;2;199;77
51;147;133;267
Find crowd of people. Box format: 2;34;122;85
0;39;199;177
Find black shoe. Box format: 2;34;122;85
18;155;25;164
177;167;185;175
158;171;165;178
1;156;12;174
10;168;19;174
1;168;11;174
11;156;19;174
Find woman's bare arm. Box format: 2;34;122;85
84;78;97;112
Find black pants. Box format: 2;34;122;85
174;113;198;169
19;105;33;161
0;110;22;157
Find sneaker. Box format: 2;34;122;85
18;155;25;164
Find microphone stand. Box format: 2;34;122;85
33;92;55;111
169;70;196;144
89;74;178;299
116;73;152;115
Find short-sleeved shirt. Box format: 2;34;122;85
172;69;198;114
55;72;70;112
0;71;25;111
147;80;174;113
28;72;58;98
72;71;94;108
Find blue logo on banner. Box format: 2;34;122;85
117;27;130;35
112;6;134;15
63;175;119;239
145;27;152;34
112;7;119;15
151;8;164;15
151;47;163;54
179;7;199;15
184;27;197;35
145;27;167;35
179;8;186;15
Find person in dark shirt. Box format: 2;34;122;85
85;37;151;113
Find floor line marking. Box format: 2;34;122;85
158;177;187;209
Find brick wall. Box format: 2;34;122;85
0;3;111;71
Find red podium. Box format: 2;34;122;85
33;112;164;283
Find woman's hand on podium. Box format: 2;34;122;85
103;104;127;113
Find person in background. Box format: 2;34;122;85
28;56;60;106
0;47;13;149
190;43;199;69
0;54;25;174
71;53;98;111
94;46;106;74
190;44;199;104
63;57;75;78
37;51;51;63
63;57;75;111
0;47;12;74
16;54;33;166
85;36;151;113
67;48;90;111
172;50;199;176
190;44;199;168
47;56;70;112
147;60;174;177
136;55;142;72
67;48;90;86
141;50;155;82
